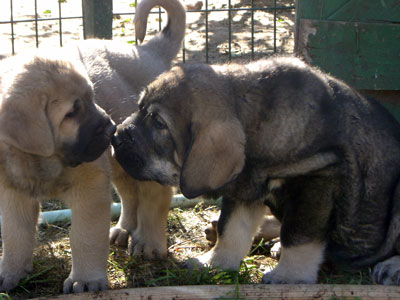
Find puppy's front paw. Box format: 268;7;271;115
63;276;107;294
372;256;400;285
0;264;30;292
109;226;130;248
261;271;286;284
261;268;315;284
0;274;22;292
183;252;213;270
183;250;240;271
128;229;167;260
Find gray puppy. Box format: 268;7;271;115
112;57;400;285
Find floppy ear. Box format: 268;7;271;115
180;119;245;198
0;95;55;157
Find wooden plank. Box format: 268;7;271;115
29;284;400;300
297;19;400;90
82;0;113;39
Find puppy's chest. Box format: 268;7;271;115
0;156;72;198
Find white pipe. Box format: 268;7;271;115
38;194;220;225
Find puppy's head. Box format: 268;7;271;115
113;64;245;198
0;53;116;167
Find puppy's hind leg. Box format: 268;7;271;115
130;180;171;259
262;242;325;284
205;208;281;246
262;176;333;284
368;180;400;285
111;160;172;259
186;199;268;270
110;161;139;248
0;191;39;291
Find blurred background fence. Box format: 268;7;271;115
0;0;296;63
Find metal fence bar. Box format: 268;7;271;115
205;0;209;63
274;0;277;53
182;39;186;63
228;0;231;62
113;5;294;17
34;0;39;48
135;0;138;44
251;0;254;59
58;0;63;47
81;0;86;39
0;6;294;25
0;16;82;25
82;0;113;39
9;0;15;54
158;6;161;31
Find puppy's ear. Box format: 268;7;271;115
180;120;245;198
0;95;55;157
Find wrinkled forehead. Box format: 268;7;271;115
138;66;186;105
137;87;164;112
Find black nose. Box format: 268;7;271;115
112;133;123;148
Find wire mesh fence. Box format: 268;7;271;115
0;0;296;63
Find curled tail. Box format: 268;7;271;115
134;0;186;63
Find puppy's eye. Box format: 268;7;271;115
65;99;82;119
150;112;166;130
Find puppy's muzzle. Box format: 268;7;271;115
111;125;145;180
112;126;146;174
63;117;116;167
111;131;124;149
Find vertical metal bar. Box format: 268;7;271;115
10;0;15;54
182;39;186;63
273;0;277;53
135;0;138;44
228;0;231;62
81;0;86;39
34;0;39;48
158;6;161;31
205;0;208;63
58;0;63;47
82;0;113;39
251;0;254;59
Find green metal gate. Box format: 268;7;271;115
295;0;400;91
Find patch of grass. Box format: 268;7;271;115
3;204;376;299
142;259;256;287
41;199;67;212
319;267;373;285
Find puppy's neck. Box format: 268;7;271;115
0;142;70;197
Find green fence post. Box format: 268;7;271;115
82;0;113;39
